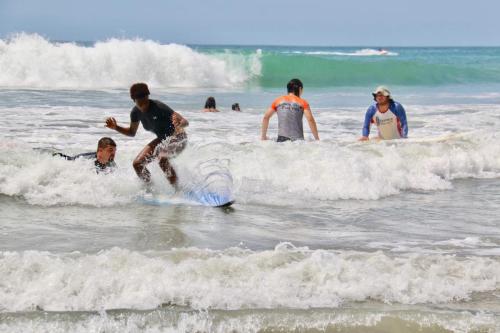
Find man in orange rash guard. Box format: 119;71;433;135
261;78;320;142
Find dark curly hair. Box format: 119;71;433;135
130;83;150;100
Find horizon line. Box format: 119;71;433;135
54;40;500;48
1;33;499;48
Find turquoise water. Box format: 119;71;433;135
195;45;500;87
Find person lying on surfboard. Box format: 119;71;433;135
359;86;408;141
53;137;117;173
261;78;320;142
105;83;189;188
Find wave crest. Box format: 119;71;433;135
0;33;261;89
1;246;499;311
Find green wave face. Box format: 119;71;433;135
255;53;500;88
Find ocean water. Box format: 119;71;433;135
1;34;500;332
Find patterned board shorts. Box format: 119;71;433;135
147;132;188;159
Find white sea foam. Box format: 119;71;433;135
180;132;500;205
0;33;261;89
0;308;497;333
1;128;500;206
0;143;142;206
289;48;399;56
0;245;499;312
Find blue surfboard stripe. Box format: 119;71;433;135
183;189;233;207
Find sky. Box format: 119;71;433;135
1;0;499;46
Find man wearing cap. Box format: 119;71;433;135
105;83;189;187
359;86;408;141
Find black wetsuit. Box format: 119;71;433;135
53;152;116;172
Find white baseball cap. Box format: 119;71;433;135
372;86;391;97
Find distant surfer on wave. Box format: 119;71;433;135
261;78;320;142
378;48;389;55
105;83;189;188
359;86;408;141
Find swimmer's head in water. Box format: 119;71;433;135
204;96;216;109
231;103;240;111
97;137;117;163
287;78;303;97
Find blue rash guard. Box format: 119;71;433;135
362;101;408;139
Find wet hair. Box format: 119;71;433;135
287;78;303;96
204;96;216;109
231;103;240;111
130;83;150;100
97;137;117;150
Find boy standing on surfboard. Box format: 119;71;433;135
261;78;320;142
105;83;189;187
359;86;408;141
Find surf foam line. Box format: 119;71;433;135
0;33;261;89
0;307;497;333
1;244;499;312
180;131;500;204
1;131;500;206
